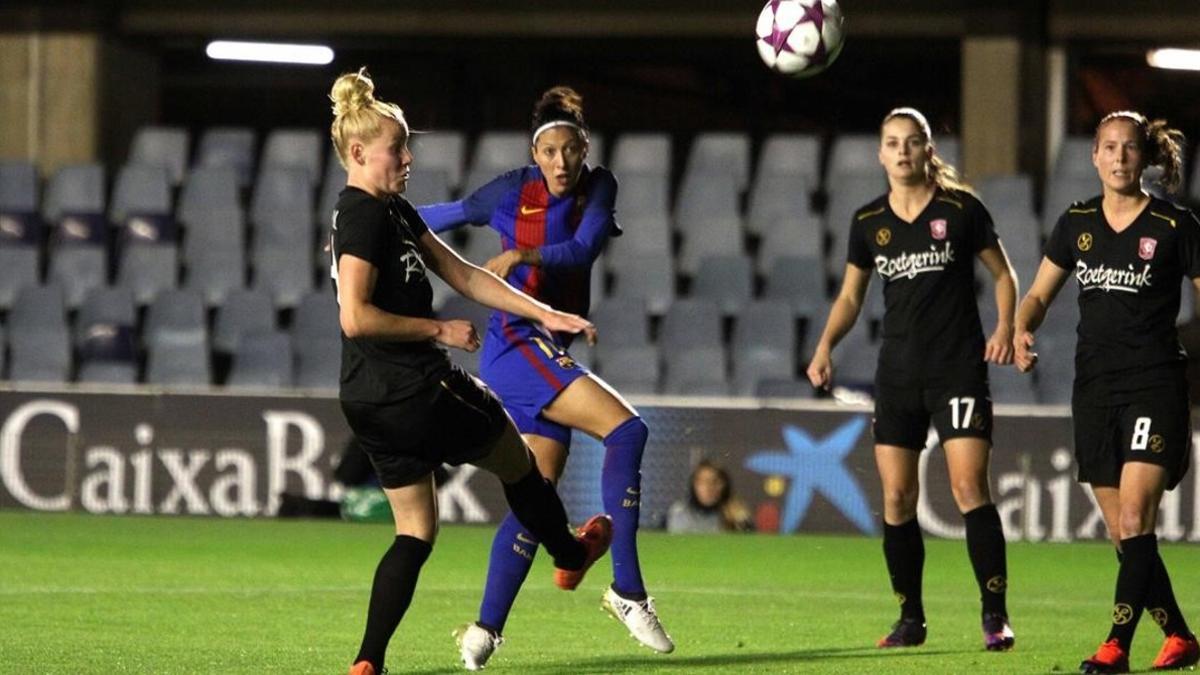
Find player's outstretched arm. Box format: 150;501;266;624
419;230;597;344
1013;257;1070;373
807;264;870;390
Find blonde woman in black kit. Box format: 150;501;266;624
1015;111;1199;673
328;68;612;675
807;108;1017;652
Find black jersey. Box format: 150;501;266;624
332;187;451;404
1044;195;1200;403
847;188;999;386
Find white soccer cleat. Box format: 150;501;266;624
601;586;675;653
453;622;502;671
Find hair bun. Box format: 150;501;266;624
330;67;376;117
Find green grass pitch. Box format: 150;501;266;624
1;511;1197;674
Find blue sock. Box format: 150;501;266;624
478;512;538;633
602;416;648;597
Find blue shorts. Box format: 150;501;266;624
480;317;589;446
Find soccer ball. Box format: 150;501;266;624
755;0;845;78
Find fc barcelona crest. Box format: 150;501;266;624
1139;237;1157;261
929;219;947;240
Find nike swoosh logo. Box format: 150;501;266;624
626;487;641;496
516;533;537;544
520;206;546;215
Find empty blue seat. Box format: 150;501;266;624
129;126;189;185
195;127;257;187
214;288;275;353
228;330;293;388
692;254;754;315
109;164;172;224
259;128;323;187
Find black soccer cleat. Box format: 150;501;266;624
982;612;1015;651
877;616;927;648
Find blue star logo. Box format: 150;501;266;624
745;417;876;534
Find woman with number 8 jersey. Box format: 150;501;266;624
1015;111;1200;673
807;107;1019;653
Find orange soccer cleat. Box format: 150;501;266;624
1152;633;1200;670
1079;638;1130;674
553;514;613;591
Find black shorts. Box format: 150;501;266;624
340;366;510;489
1072;387;1192;490
874;379;993;450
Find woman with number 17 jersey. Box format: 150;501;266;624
807;107;1019;653
1015;111;1200;673
418;86;674;669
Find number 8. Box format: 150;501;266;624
1131;417;1151;450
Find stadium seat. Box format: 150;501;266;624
935;136;961;170
48;244;107;309
403;168;453;207
316;156;347;226
589;298;649;347
213;288;275;353
585;131;606;167
251;166;314;228
664;346;730;395
144;289;206;348
1042;175;1101;236
757;213;824;275
75;287;137;384
146;341;210;386
128;126;189;186
677;216;743;276
608;252;675;316
8;285;71;383
610;133;672;177
0;160;39;221
675;171;741;226
184;238;246;307
195;127;257;187
825;174;887;276
691;254;754;315
259;128;323;187
228;329;293;388
756;133;821;186
292;290;340;389
605;214;671;269
834;319;876;386
410;131;466;191
660;298;722;351
1050;135;1095;180
614;172;671;222
684;132;751;191
1180;278;1196;324
252;247;314;309
827;134;880;180
463;131;528;194
763;254;827;319
109;164;172;225
747;174;816;237
177;167;243;233
595;343;659;395
42;163;105;225
427;273;453;312
732;300;796;395
0;248;39;310
116;243;178;306
978;173;1035;219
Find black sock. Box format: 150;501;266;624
1145;551;1193;637
963;504;1008;617
502;466;585;570
355;535;433;669
883;518;925;621
1108;534;1157;650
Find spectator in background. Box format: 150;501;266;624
667;461;753;533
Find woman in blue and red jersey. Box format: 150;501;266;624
419;86;673;669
